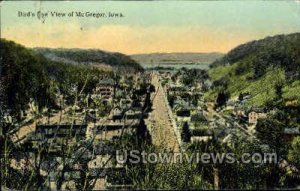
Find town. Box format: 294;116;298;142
1;68;154;189
2;60;300;189
1;1;300;188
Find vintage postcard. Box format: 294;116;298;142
1;0;300;190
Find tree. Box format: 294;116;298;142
238;93;244;101
168;95;175;109
136;119;151;145
182;75;194;87
181;122;191;142
275;81;283;100
149;84;155;93
215;91;229;108
288;137;300;168
191;112;206;124
255;118;286;155
253;60;266;79
143;91;152;112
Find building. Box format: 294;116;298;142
248;111;267;124
284;127;300;142
285;99;298;107
27;124;88;150
234;109;247;118
96;78;115;101
191;135;212;143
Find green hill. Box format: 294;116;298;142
35;48;144;72
206;33;300;107
0;39;110;116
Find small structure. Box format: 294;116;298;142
191;135;212;143
190;127;213;143
35;124;87;138
96;78;115;101
285;99;298;107
283;127;300;142
234;109;247;118
28;124;88;149
248;110;267;124
279;159;300;180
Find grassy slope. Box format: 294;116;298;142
205;62;299;107
205;33;300;107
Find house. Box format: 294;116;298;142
226;99;236;108
93;120;139;135
119;98;132;109
248;110;267;124
206;102;215;108
125;109;145;120
33;124;88;146
112;107;123;121
3;113;12;124
190;127;213;143
62;180;76;190
96;78;115;101
191;136;212;143
232;105;248;120
279;159;300;180
20;100;38;120
48;171;59;190
64;171;81;181
167;84;188;96
234;109;247;118
285;99;298;107
176;107;191;122
283;127;300;142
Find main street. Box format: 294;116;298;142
148;73;181;152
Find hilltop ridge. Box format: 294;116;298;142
131;52;223;65
206;33;300;107
35;48;144;72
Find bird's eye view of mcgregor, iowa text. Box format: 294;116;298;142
1;0;300;190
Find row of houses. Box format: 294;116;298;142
158;71;210;146
9;73;153;190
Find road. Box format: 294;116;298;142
148;74;180;152
207;104;256;139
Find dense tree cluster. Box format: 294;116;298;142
210;33;300;80
0;39;111;117
211;33;300;79
181;68;209;86
35;48;144;72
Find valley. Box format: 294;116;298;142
1;33;300;190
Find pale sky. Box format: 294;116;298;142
1;1;300;54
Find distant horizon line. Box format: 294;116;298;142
31;45;226;55
2;31;299;56
33;44;227;55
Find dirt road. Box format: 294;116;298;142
149;74;180;152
